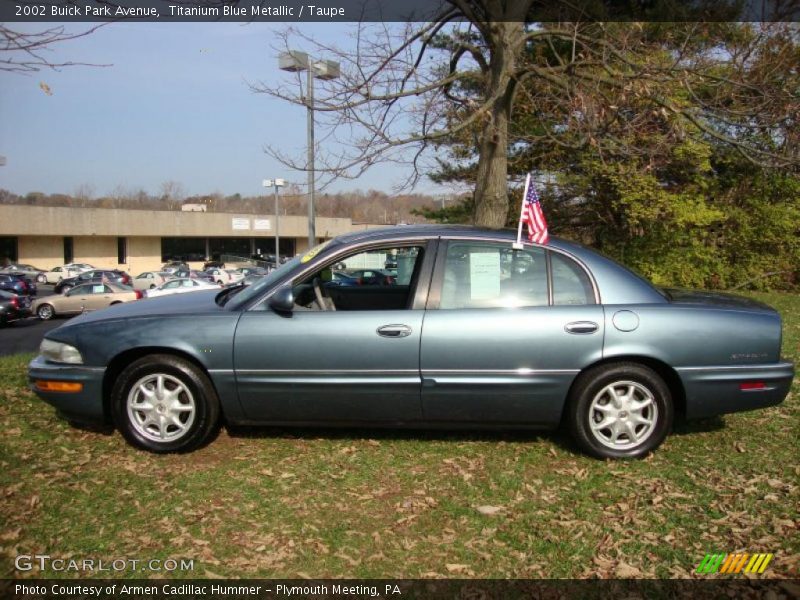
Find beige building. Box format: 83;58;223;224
0;205;361;274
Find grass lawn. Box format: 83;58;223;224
0;292;797;579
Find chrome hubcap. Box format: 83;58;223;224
588;380;658;450
126;373;196;442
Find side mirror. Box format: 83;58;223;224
269;286;294;314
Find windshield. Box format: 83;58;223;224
222;255;303;310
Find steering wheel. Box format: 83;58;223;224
312;277;336;311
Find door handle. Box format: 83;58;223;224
377;324;412;338
565;321;599;334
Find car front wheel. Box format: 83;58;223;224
111;354;220;453
37;304;55;320
567;363;673;459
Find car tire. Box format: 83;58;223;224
37;274;45;283
567;362;673;459
150;284;156;289
37;303;55;320
111;354;221;453
60;285;72;294
217;280;224;286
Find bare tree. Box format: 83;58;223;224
0;24;110;73
159;180;186;210
254;5;799;227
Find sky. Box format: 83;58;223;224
0;21;449;198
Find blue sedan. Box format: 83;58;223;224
28;226;794;458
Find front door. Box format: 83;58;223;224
233;242;433;423
420;241;604;426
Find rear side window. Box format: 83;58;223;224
440;242;547;309
551;252;595;305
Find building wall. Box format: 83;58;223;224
1;207;398;274
0;205;353;239
17;236;63;268
125;236;163;274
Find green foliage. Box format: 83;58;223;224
427;21;799;291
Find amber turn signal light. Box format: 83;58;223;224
35;381;83;393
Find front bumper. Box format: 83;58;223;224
677;362;795;419
28;355;107;425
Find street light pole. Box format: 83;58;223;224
262;178;285;267
278;51;340;251
307;65;315;247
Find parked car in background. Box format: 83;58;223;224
0;273;36;296
236;266;269;277
0;290;32;326
145;278;221;298
325;271;360;287
161;261;189;275
27;226;794;458
203;260;225;270
347;268;396;286
132;271;171;291
38;265;82;284
55;270;132;294
63;263;94;273
33;282;141;320
205;268;240;285
0;263;45;279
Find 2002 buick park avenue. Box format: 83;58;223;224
29;226;794;458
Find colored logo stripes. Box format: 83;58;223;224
696;553;773;574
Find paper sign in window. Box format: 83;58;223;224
469;250;501;300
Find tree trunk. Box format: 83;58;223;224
472;22;523;228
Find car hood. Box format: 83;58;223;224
59;289;226;327
664;288;776;312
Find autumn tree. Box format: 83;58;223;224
255;2;797;228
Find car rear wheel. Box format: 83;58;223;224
567;362;672;459
37;304;55;320
37;274;46;283
60;285;72;294
111;354;220;453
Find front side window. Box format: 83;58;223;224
293;245;423;312
440;243;548;309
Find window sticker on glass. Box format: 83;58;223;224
469;249;501;300
300;240;331;263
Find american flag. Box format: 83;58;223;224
520;176;549;244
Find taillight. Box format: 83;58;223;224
134;290;143;300
10;297;18;308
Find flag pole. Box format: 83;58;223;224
513;173;531;249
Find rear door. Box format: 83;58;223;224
420;240;604;426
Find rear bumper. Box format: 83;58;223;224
28;355;107;425
677;362;794;419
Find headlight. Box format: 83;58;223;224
40;339;83;364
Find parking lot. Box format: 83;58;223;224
0;284;62;357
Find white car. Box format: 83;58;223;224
205;268;244;285
63;263;94;273
37;265;82;284
132;271;171;291
145;278;220;298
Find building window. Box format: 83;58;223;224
63;237;74;264
0;236;18;266
209;237;251;261
161;237;206;262
117;237;127;264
